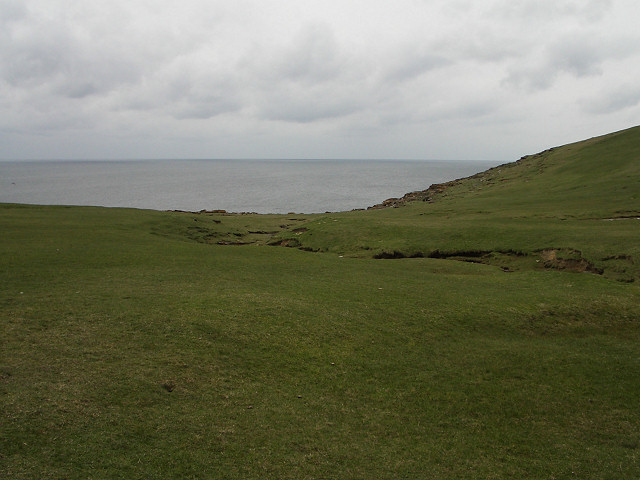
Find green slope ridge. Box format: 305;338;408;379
274;125;640;281
1;127;639;479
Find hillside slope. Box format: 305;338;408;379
374;125;640;216
273;126;640;281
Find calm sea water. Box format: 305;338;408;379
0;159;499;214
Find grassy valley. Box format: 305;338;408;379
1;127;639;478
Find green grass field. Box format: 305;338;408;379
2;126;639;478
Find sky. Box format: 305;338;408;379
1;0;640;162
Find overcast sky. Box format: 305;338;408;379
1;0;639;161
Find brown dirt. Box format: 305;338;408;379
539;249;603;274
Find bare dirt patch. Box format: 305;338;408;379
538;249;603;274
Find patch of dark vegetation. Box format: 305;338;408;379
161;381;175;392
368;180;462;209
171;209;227;215
522;303;639;337
267;237;320;252
248;230;278;235
428;249;492;259
617;277;636;283
376;249;527;263
374;250;424;259
184;225;228;244
502;249;528;257
373;251;404;259
371;247;617;278
292;227;308;233
188;225;214;234
601;254;636;282
621;439;639;450
603;254;634;262
216;241;250;246
272;238;301;248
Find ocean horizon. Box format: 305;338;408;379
0;159;500;214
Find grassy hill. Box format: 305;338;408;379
273;125;640;282
1;126;639;479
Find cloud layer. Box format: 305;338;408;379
1;0;639;160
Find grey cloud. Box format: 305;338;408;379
0;2;221;104
449;101;496;120
168;93;242;120
0;3;246;127
1;12;149;98
0;0;27;22
50;56;144;100
504;34;607;91
382;51;451;83
273;24;345;83
0;93;101;134
436;0;615;70
546;37;604;77
503;27;640;93
504;68;554;91
263;99;362;124
250;24;454;125
583;84;640;114
492;0;613;23
258;81;365;123
114;68;245;120
246;24;369;123
1;27;69;87
444;34;522;63
412;97;498;125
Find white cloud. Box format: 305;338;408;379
1;0;640;160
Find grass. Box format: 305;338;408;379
1;126;640;478
275;126;640;281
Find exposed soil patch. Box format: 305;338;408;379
368;180;463;209
538;249;603;274
273;238;301;248
374;249;525;268
372;247;607;277
374;250;425;259
428;249;492;259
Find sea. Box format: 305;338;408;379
0;159;500;214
